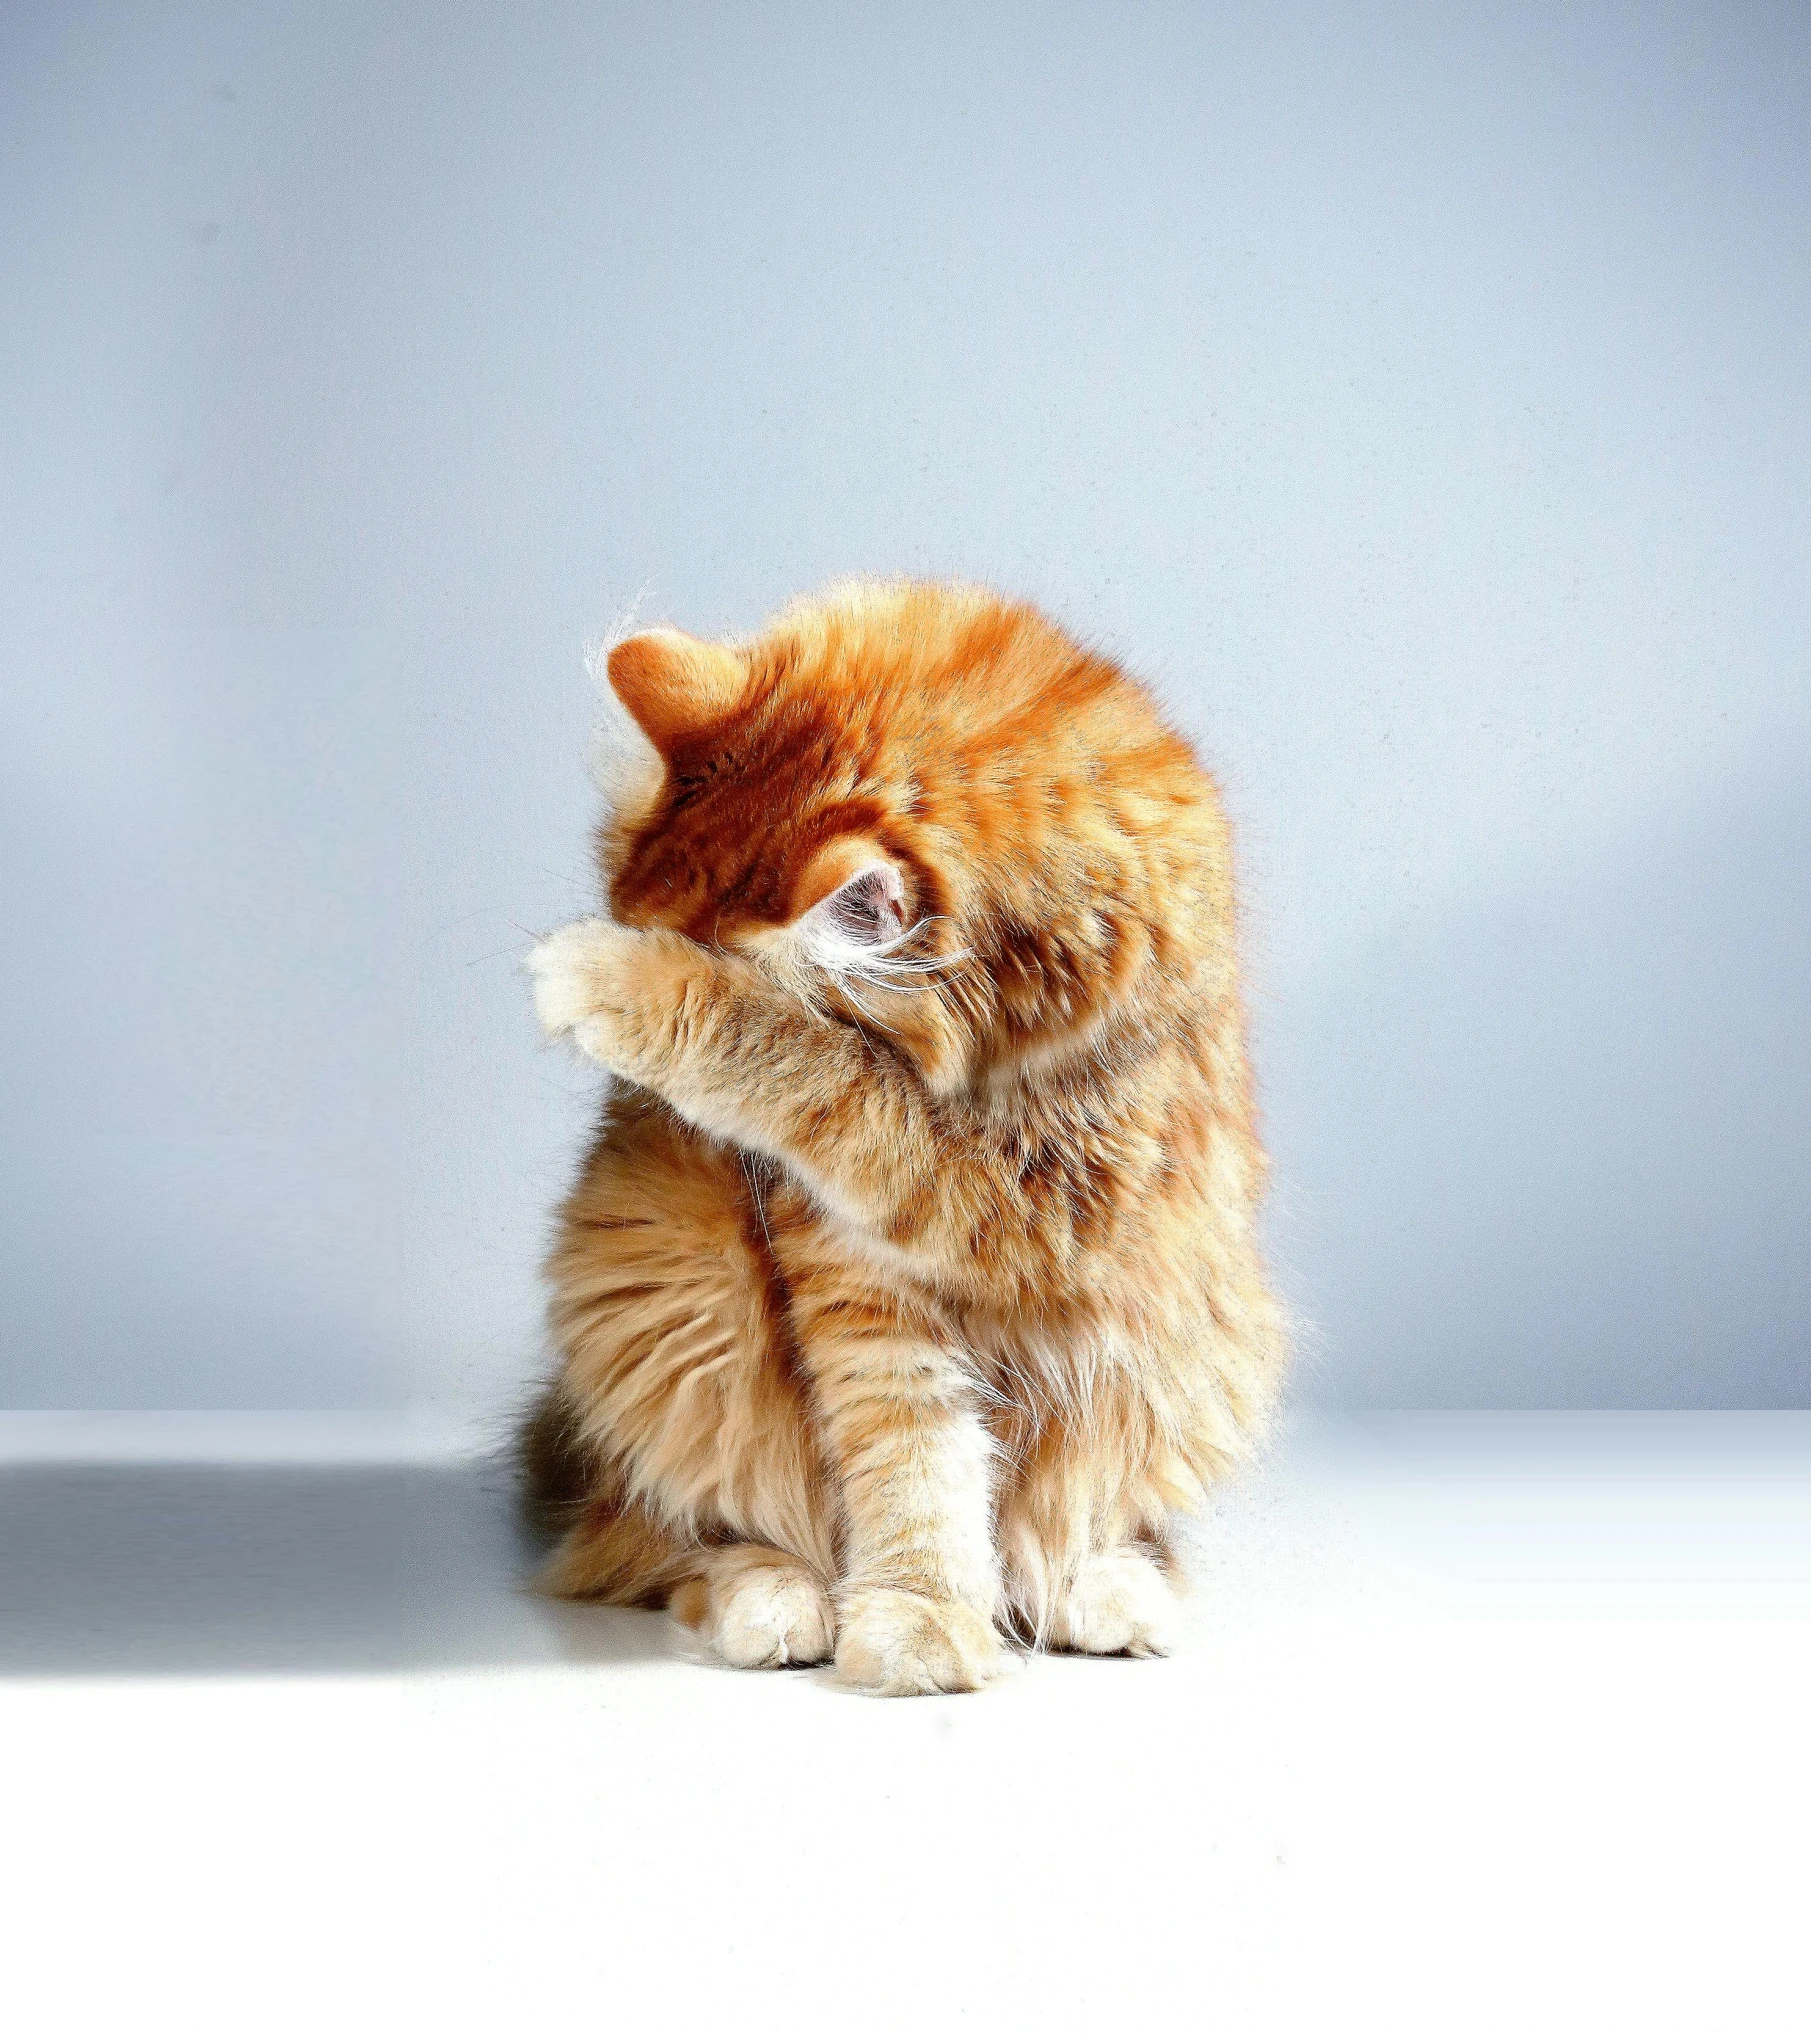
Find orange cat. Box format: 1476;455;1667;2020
524;579;1285;1693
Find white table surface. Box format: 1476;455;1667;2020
4;1410;1807;2031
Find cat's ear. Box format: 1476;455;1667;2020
791;840;908;964
605;628;748;748
804;864;906;955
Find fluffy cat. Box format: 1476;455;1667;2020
524;579;1285;1694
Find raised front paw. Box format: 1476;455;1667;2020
835;1587;1013;1697
527;917;639;1061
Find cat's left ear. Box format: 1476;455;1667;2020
790;839;907;959
783;834;970;1087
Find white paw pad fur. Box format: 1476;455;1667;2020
835;1588;1014;1696
709;1564;836;1670
1052;1551;1180;1658
527;918;614;1038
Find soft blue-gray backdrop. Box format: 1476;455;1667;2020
4;1;1807;1416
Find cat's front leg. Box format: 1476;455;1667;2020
528;916;670;1071
800;1309;1013;1696
530;917;955;1242
530;913;781;1108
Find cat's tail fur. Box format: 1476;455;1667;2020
514;1375;596;1548
514;1376;711;1609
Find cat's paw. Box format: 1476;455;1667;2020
1051;1549;1180;1658
834;1588;1013;1696
705;1561;836;1670
527;917;636;1059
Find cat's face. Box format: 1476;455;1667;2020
593;626;941;1062
588;581;1226;1089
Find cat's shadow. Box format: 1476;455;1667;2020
0;1457;681;1678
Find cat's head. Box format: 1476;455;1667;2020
590;580;1234;1093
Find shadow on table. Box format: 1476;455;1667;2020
0;1459;678;1678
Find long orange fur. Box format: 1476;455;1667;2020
525;580;1286;1693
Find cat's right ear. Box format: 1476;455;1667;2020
605;629;748;750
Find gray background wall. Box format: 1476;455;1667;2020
4;1;1806;1418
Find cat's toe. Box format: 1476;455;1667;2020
527;919;608;1038
1053;1550;1180;1658
699;1560;835;1670
834;1588;1012;1696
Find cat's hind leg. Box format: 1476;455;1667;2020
537;1481;832;1668
670;1544;835;1669
1046;1544;1181;1658
535;1095;840;1663
993;1401;1187;1659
